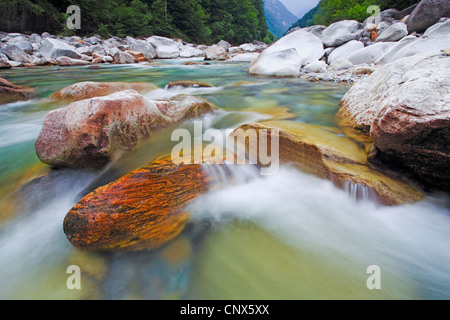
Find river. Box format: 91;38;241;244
0;59;449;300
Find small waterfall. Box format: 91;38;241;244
344;181;378;203
201;163;261;190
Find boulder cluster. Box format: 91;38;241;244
250;0;450;83
0;32;267;68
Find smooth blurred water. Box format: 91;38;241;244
0;60;449;300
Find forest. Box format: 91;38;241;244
0;0;274;45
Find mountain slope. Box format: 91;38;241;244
264;0;299;38
288;4;320;31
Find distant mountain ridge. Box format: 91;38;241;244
264;0;299;38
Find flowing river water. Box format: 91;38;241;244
0;60;449;300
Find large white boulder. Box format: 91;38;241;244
328;57;354;71
347;42;396;65
339;51;450;189
375;35;418;64
263;29;324;67
3;44;32;63
249;48;303;77
321;20;364;47
217;40;231;51
40;38;82;60
227;53;259;63
327;40;364;64
147;36;180;59
180;46;205;58
130;40;156;60
423;19;450;38
302;61;328;73
205;46;229;61
376;22;408;42
379;35;450;64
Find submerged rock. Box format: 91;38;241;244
339;51;450;189
181;61;211;66
154;95;218;122
50;81;158;102
63;157;208;251
166;80;212;89
233;121;424;205
0;77;33;104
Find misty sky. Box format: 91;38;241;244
280;0;320;17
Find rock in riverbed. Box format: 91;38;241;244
63;157;208;251
233;121;424;205
0;77;33;104
166;80;212;89
35;90;217;169
339;51;450;190
205;46;229;61
249;29;324;77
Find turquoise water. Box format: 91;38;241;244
0;60;449;300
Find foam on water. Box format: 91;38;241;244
0;170;97;298
0;116;44;149
145;85;224;100
191;166;450;299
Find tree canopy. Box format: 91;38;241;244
0;0;274;45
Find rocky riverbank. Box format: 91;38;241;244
0;31;267;69
243;0;449;190
250;1;450;83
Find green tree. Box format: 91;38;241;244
108;0;153;37
0;0;271;45
167;0;211;43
